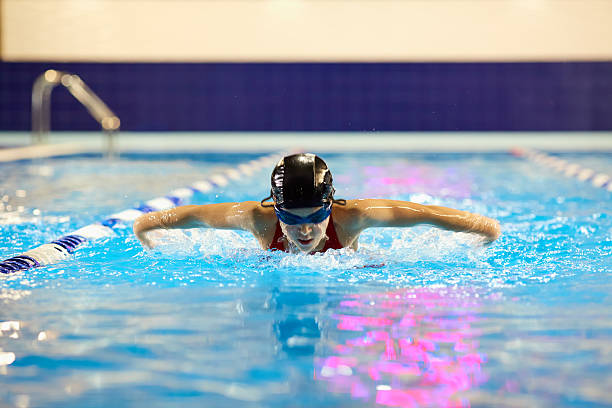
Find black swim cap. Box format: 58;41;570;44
269;153;335;209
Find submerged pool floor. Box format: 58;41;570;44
1;151;611;408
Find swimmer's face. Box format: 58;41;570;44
278;206;330;253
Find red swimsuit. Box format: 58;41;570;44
268;214;344;253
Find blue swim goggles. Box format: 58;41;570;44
274;203;332;225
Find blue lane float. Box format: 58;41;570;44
511;147;612;191
0;153;285;274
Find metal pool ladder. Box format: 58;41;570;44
32;69;121;156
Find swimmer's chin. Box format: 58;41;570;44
289;239;318;253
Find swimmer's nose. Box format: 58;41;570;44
299;224;312;235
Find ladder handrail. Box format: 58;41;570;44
32;69;120;156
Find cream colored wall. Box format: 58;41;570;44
2;0;612;62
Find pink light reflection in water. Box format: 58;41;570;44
316;288;487;408
360;165;473;199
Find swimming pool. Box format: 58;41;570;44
1;148;611;407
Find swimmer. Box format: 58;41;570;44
133;153;501;253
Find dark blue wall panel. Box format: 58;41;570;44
1;62;611;131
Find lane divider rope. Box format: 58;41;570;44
511;147;612;192
0;152;285;274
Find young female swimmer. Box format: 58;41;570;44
133;153;501;253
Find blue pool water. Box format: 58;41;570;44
1;151;611;408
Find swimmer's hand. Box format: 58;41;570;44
133;214;167;249
133;210;184;249
478;217;501;245
134;230;164;249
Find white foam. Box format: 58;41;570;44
0;352;15;366
0;321;19;331
146;229;196;255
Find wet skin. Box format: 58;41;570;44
133;199;501;252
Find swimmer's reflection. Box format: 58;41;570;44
314;288;487;407
270;289;323;357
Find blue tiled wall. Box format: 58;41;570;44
1;62;611;131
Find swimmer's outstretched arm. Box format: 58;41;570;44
346;199;501;242
133;202;261;248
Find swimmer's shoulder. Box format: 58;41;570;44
240;201;278;247
331;199;372;248
332;199;380;223
332;198;402;238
